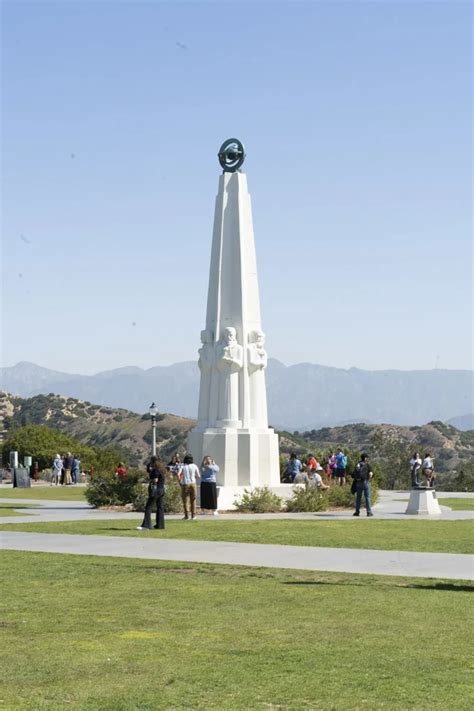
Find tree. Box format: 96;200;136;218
2;424;124;474
369;432;411;489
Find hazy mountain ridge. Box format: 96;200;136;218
1;360;472;430
447;414;474;431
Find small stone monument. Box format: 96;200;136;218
187;139;287;509
405;487;442;515
13;467;31;488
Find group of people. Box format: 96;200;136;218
410;452;435;488
285;450;374;516
284;449;349;487
49;446;436;525
51;452;81;485
137;453;220;530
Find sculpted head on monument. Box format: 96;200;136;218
249;330;265;346
218;138;246;173
223;326;237;345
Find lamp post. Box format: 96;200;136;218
149;402;158;457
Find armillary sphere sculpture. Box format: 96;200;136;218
218;138;246;172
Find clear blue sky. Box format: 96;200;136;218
1;1;472;374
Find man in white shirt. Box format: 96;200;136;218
178;454;201;520
309;471;329;491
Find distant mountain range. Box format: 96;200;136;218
1;360;473;431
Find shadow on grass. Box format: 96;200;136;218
284;581;474;592
104;527;144;531
407;582;474;593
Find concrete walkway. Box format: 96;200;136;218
1;489;473;525
1;489;472;581
2;530;472;580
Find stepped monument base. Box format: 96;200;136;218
187;428;281;508
405;487;442;516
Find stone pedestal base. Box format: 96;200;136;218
187;427;280;490
405;487;442;515
202;483;293;511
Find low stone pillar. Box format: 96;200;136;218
405;488;442;515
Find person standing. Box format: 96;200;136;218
178;454;200;520
166;454;181;478
306;454;319;477
200;456;220;515
421;453;435;488
137;456;166;530
51;454;62;486
115;462;127;478
285;453;303;483
63;452;73;485
72;455;81;484
335;449;348;486
327;452;337;481
409;452;422;487
352;453;374;517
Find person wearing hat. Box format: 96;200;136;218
352;453;374;517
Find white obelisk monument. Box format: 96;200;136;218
187;139;281;508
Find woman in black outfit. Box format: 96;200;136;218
137;456;166;530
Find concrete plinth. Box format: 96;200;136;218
212;483;294;511
187;428;280;489
405;488;442;515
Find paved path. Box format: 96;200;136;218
2;530;472;580
1;490;472;580
1;489;473;525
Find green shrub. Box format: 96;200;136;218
164;480;183;513
329;479;379;508
130;483;148;511
130;477;183;514
285;485;326;512
286;480;379;513
234;487;282;513
85;469;141;507
327;484;354;509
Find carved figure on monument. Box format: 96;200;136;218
216;327;243;427
248;330;268;427
197;329;215;426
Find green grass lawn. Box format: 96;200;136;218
440;498;474;511
3;518;473;554
0;503;34;517
0;486;86;501
1;551;472;710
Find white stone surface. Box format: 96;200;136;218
405;488;442;515
187;170;280;501
209;483;294;511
